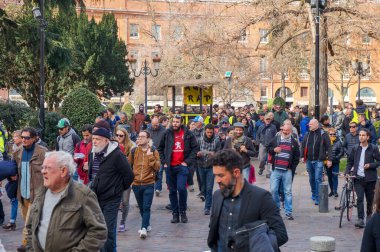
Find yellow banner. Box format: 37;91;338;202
183;86;213;105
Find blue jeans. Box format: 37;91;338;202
306;160;323;202
10;198;18;223
326;163;339;193
154;165;164;191
198;168;214;210
99;196;122;252
270;169;293;215
167;165;189;213
132;184;154;229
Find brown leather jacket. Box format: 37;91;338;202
128;146;160;186
26;180;107;252
14;144;47;204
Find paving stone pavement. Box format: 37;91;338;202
0;160;364;252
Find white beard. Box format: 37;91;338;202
93;142;107;153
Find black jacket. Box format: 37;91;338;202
301;128;332;161
146;124;166;148
345;143;380;182
330;139;344;164
88;141;134;202
343;132;359;156
208;181;288;251
267;134;300;173
224;136;255;168
157;125;199;167
361;212;380;252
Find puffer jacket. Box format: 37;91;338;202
129;146;160;185
330;139;344;164
26;180;107;252
343;133;359;156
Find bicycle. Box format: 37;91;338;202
335;174;356;228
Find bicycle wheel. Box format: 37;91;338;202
346;189;353;221
339;187;347;228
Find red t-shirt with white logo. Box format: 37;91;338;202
171;129;185;166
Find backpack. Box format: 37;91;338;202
130;146;159;182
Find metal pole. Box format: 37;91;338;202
144;59;148;114
39;0;45;140
314;0;320;120
358;73;361;100
228;77;232;105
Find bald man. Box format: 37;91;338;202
301;119;332;205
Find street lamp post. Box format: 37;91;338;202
32;2;47;140
309;0;326;120
128;55;161;114
351;57;370;100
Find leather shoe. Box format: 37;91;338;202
171;213;179;223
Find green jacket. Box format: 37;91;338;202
274;110;288;125
26;179;107;252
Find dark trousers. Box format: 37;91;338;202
186;165;195;186
354;179;376;220
0;199;4;222
167;165;189;213
326;163;339;193
198;168;214;210
99;195;122;252
132;184;154;229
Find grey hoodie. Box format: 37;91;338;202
56;128;81;155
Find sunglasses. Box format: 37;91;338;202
21;136;32;140
349;126;357;128
329;134;336;136
115;134;125;138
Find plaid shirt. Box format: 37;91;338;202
198;134;221;168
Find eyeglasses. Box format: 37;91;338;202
115;134;125;138
329;134;336;136
21;136;32;140
137;135;147;139
349;126;357;128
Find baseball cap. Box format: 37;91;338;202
57;118;70;128
193;116;204;123
233;122;245;128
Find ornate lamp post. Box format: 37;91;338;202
351;57;370;100
32;3;47;139
128;55;161;114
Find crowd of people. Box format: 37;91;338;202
0;100;379;251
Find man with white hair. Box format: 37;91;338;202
25;151;107;251
301;119;332;205
88;127;134;252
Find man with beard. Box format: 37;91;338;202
133;104;146;134
88;127;134;252
208;149;288;251
158;115;199;223
223;122;255;181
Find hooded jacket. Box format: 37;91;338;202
88;141;134;202
157;125;199;167
56;128;81;155
146;124;166;148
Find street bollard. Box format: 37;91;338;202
319;182;329;213
310;236;335;251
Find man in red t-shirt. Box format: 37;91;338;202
157;115;199;224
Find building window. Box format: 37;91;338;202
299;69;309;80
238;29;248;43
260;86;267;97
300;87;308;97
260;56;268;73
130;24;139;39
152;24;161;41
173;26;183;41
259;29;269;43
129;50;139;67
362;35;371;45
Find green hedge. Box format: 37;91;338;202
0;101;38;133
61;88;103;130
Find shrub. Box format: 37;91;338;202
61;88;103;130
121;102;135;120
0;101;38;133
44;112;62;149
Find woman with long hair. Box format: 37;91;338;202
361;180;380;252
326;128;343;198
116;128;136;232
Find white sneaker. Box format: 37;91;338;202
155;190;160;196
147;226;152;232
139;228;147;239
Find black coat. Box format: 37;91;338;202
88;141;134;202
207;181;288;251
361;212;380;252
330;139;344;164
301;129;332;161
345;143;380;182
157;125;199;167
